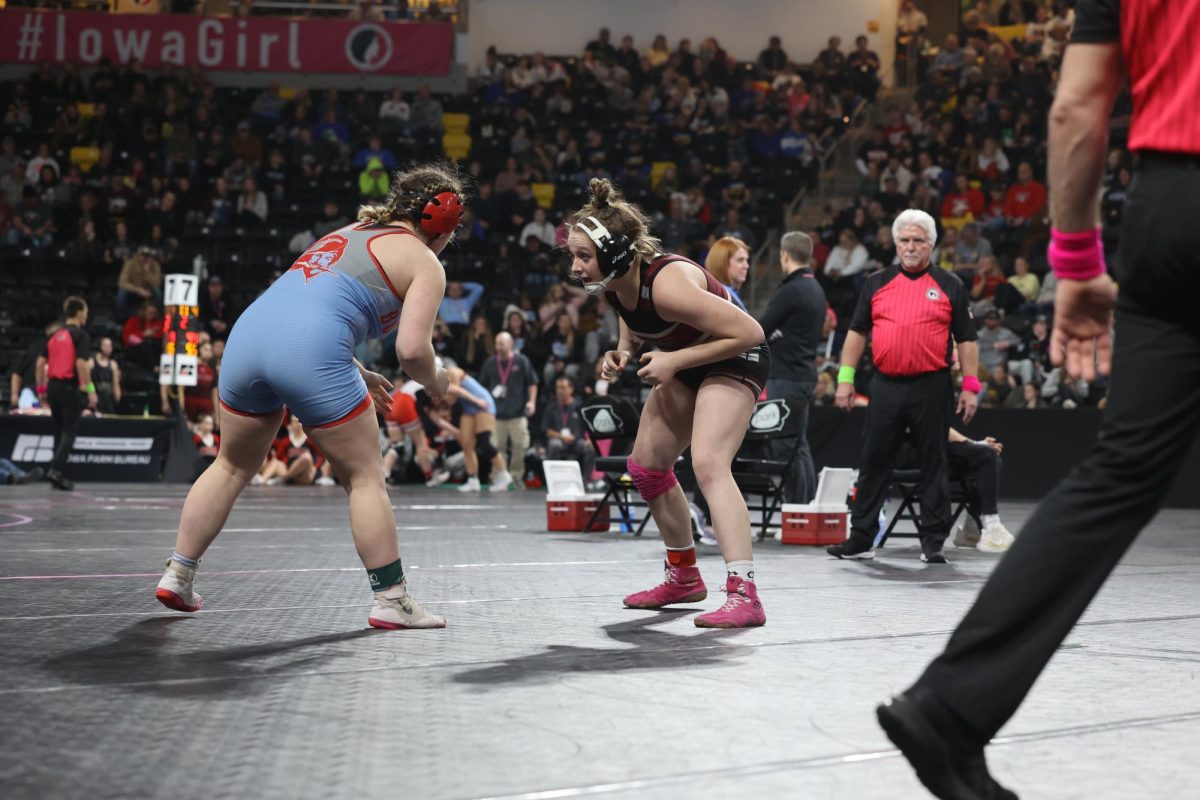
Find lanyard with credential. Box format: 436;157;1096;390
493;358;515;399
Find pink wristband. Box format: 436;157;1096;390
1047;227;1106;281
962;375;982;394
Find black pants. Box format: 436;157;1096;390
546;438;595;481
766;378;816;503
47;379;83;474
915;162;1200;744
947;441;1000;518
851;371;952;548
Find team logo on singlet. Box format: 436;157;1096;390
926;288;941;301
290;235;348;282
345;25;393;72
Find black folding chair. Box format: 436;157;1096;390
877;468;974;547
579;395;651;536
731;397;806;541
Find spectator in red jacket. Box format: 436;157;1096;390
121;300;163;350
940;173;985;224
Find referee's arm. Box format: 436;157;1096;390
835;280;875;412
1049;38;1123;232
1047;18;1123;379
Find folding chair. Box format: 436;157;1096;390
579;395;651;535
731;396;806;541
876;468;974;547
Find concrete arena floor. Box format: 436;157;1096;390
0;484;1198;800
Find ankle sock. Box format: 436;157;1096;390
982;514;1000;529
171;552;199;569
366;557;405;592
665;544;696;568
726;560;755;581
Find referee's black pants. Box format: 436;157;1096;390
850;370;952;549
914;162;1200;745
46;379;83;475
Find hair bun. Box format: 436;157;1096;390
588;178;613;208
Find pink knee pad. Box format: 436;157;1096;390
627;456;678;501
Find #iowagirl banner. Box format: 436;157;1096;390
0;9;454;76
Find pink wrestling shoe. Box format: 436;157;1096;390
623;563;707;609
694;575;765;628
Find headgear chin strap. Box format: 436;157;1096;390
576;215;636;294
582;271;617;296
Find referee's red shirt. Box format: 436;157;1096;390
1073;0;1200;154
849;265;977;378
41;325;91;382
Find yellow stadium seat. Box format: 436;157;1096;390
442;132;471;160
70;146;101;172
76;102;96;119
443;113;470;136
650;161;677;189
531;182;555;210
278;87;300;101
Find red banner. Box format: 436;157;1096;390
0;10;454;76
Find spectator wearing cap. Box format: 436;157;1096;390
116;245;163;319
7;186;54;249
231;120;264;168
975;308;1022;374
199;275;236;340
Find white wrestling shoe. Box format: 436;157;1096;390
367;583;446;630
315;476;336;486
457;476;481;492
155;559;204;612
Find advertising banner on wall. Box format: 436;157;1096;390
0;9;454;75
0;416;174;482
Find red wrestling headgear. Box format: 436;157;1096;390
419;192;464;237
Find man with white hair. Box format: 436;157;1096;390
828;209;980;564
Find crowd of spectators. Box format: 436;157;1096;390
1;1;1125;488
800;0;1121;411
